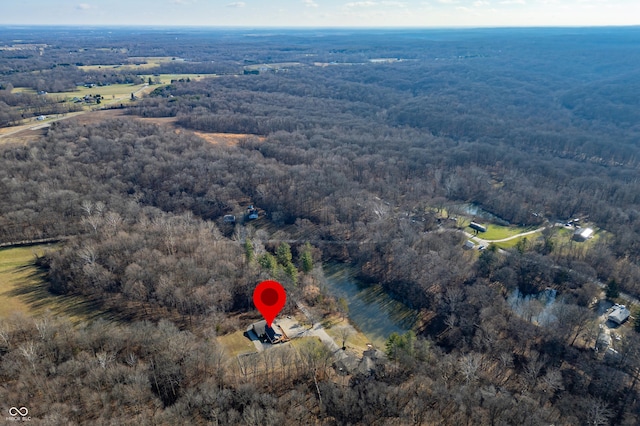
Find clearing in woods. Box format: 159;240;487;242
0;245;108;322
0;108;262;147
77;56;179;71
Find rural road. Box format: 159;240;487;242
0;111;85;140
467;226;547;247
0;83;151;141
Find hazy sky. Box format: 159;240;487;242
1;0;638;27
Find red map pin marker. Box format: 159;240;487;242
253;280;286;327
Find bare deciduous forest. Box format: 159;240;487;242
1;27;640;425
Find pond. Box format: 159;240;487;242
322;263;419;348
460;203;509;226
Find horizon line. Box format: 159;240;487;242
1;24;639;31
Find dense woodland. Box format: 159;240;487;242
1;27;640;424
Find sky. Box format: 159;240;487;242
1;0;638;28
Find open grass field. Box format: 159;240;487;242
140;73;217;85
0;245;109;322
10;87;37;94
10;83;148;110
55;82;148;99
0;246;45;318
78;56;181;71
12;73;216;106
218;330;257;357
469;222;537;241
494;223;607;251
494;238;522;250
243;62;303;71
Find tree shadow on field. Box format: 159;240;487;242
7;266;130;323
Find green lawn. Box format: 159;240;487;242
469;222;536;241
494;238;524;250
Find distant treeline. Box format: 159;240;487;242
1;27;640;424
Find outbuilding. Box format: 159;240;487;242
469;222;487;233
573;227;594;242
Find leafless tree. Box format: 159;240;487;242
459;353;483;384
585;397;614;426
335;325;354;350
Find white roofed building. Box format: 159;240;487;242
608;304;630;325
573;227;594;242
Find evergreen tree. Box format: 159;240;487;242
300;242;313;274
258;253;277;274
606;279;619;300
284;262;298;285
276;242;292;266
244;238;254;262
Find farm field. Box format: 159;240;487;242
11;74;216;106
51;82;149;103
10;83;148;109
77;56;183;71
140;73;217;85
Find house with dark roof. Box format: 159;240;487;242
252;320;284;344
